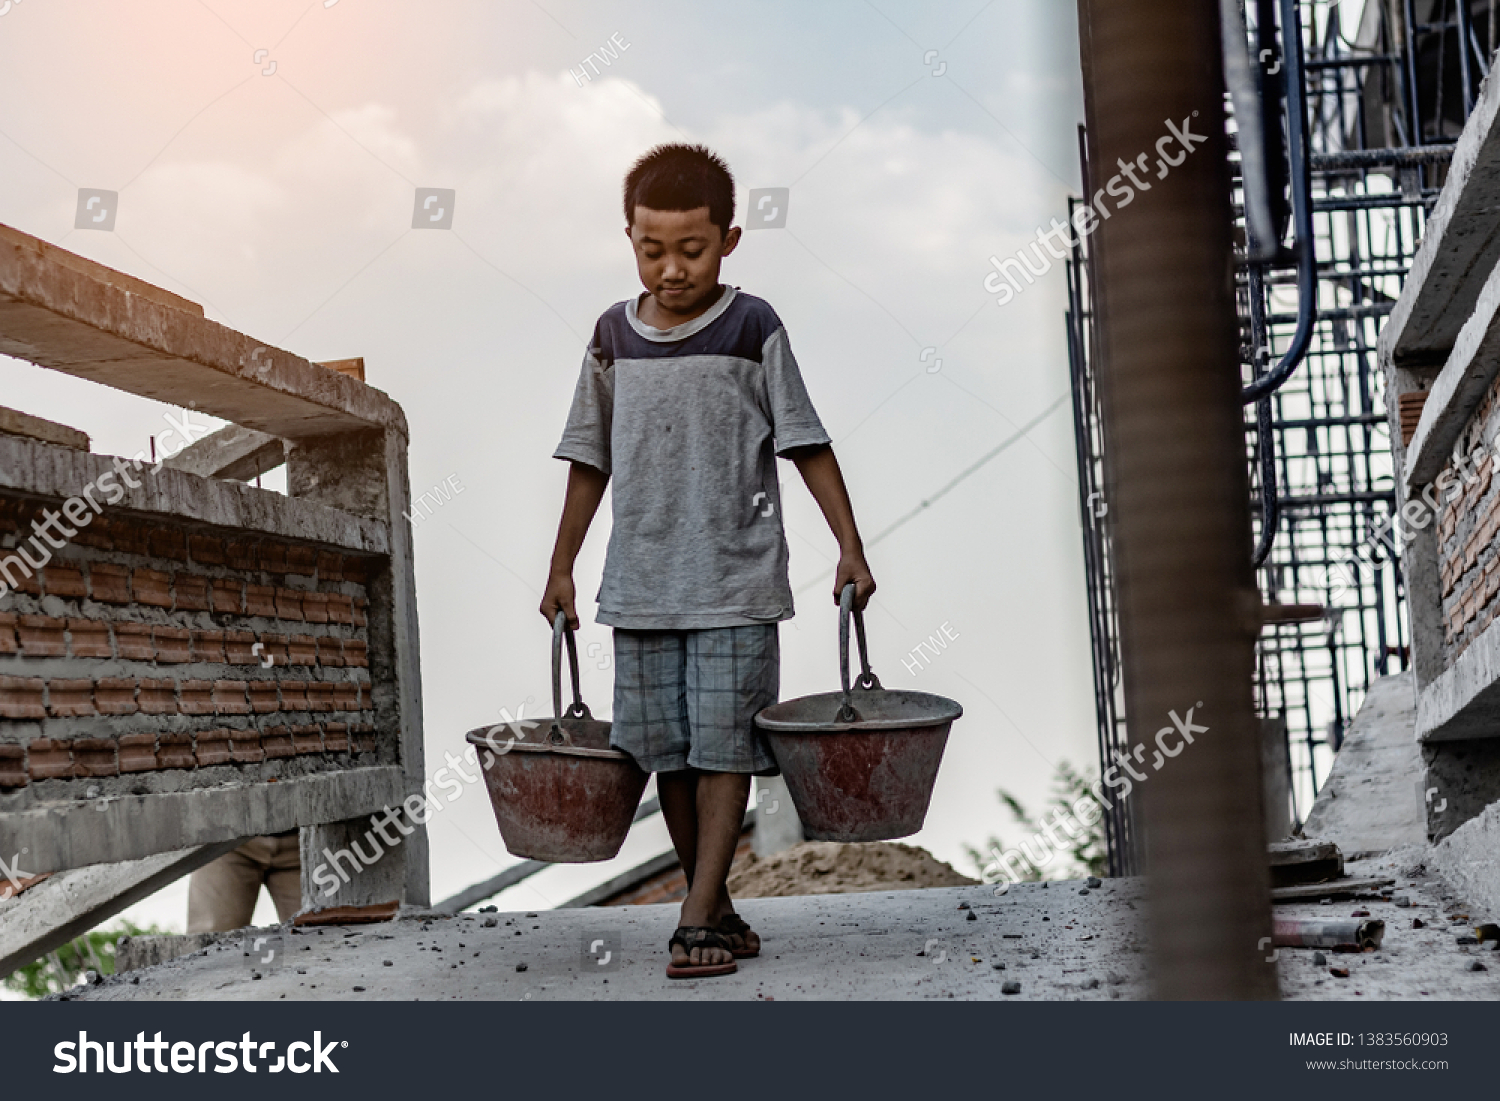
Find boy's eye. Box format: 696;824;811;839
642;249;663;259
683;251;703;260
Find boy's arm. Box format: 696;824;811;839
541;461;609;629
787;444;877;611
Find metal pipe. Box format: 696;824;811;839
1404;0;1425;143
1075;0;1278;1000
1457;0;1476;116
1243;0;1317;405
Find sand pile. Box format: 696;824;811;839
726;841;978;899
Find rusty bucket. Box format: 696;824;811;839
466;613;648;863
754;585;961;842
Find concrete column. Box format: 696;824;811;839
1076;0;1277;998
288;426;429;909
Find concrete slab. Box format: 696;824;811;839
0;405;88;452
1415;612;1500;742
1303;672;1426;855
1379;53;1500;368
0;223;405;440
1429;799;1500;918
162;423;287;483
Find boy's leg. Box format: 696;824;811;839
657;770;699;881
673;771;750;967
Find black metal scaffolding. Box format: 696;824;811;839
1069;0;1486;875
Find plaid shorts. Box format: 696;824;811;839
609;624;780;775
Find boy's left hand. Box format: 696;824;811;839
833;551;876;611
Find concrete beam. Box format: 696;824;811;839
0;431;388;557
0;222;406;440
161;423;288;482
1402;256;1500;488
0;840;241;980
0;765;405;876
1380;58;1500;368
1428;798;1500;914
1415;612;1500;742
0;405;89;452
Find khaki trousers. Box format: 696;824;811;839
186;834;302;932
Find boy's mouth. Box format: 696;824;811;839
658;285;691;301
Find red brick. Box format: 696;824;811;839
307;682;337;712
73;519;113;550
195;729;232;767
274;588;304;621
0;744;26;789
72;738;118;777
44;566;87;599
0;498;19;534
225;541;258;572
18;615;65;657
262;727;296;759
317;553;344;582
292;724;323;755
247;681;280;714
0;612;17;654
118;733;157;773
96;678;138;715
245;585;277;618
344;639;369;668
301;592;330;625
321;722;349;752
67;618;112;659
210;579;245;615
316;636;345;668
344;558;371;585
89;563;131;604
229;730;264;764
27;738;71;779
333;683;360;712
280;681;309;711
108;519;150;556
225;631;259;666
138;679;177;715
353;597;369;627
179;680;214;715
154;627;191;664
148;528;187;561
115;623;154;662
351;724;378;754
326;594;354;626
4;558;42;595
48;679;94;717
286;545;318;577
158;732;195;770
174;574;210;612
133;568;172;608
259;634;288;666
287;635;316;666
212;680;249;715
192;629;226;664
259;544;289;575
188;535;225;566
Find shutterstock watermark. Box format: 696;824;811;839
902;621;959;676
982;114;1210;306
0;407;216;601
981;703;1207;891
310;704;538;898
403;474;465;527
570;32;630;86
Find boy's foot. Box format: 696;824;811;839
666;926;738;979
717;913;760;959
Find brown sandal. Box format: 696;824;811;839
666;926;738;979
718;913;760;959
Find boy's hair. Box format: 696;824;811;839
623;144;736;236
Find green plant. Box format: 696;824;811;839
964;759;1108;882
3;920;166;1000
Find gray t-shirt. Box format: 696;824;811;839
554;287;831;629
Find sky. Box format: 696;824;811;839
0;0;1096;931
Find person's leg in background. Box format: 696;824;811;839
186;834;301;932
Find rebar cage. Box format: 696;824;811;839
1069;0;1484;875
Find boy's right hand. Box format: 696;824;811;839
540;573;579;630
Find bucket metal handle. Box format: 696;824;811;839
838;583;881;722
551;612;592;745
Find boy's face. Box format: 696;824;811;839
627;205;741;320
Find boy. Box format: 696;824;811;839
541;143;875;978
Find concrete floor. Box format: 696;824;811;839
65;859;1499;1000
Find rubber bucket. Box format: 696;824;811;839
755;585;961;842
467;613;648;862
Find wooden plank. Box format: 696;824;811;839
1269;876;1395;903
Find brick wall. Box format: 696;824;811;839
1437;383;1500;663
0;494;380;797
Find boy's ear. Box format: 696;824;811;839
721;224;742;256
